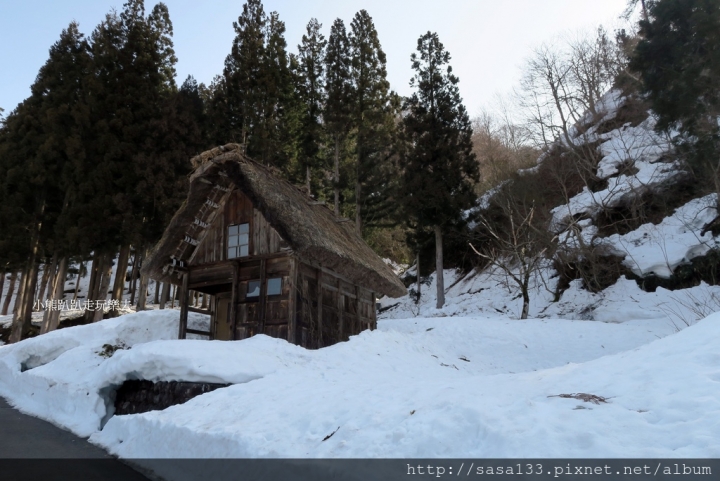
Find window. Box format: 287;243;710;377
267;278;282;296
247;280;261;298
228;223;249;258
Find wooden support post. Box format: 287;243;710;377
229;262;239;340
356;285;361;335
337;279;344;342
178;272;189;340
171;284;177;309
287;258;298;345
316;269;323;348
372;292;377;330
159;281;170;309
258;259;267;335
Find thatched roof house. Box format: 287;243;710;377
142;144;406;348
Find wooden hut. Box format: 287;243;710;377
142;144;406;348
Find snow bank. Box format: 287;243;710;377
1;303;718;459
0;310;180;435
87;312;720;458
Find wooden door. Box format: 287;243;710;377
214;294;232;341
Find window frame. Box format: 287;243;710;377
227;222;250;259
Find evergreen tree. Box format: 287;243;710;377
399;32;479;309
220;0;293;167
295;18;327;195
349;10;396;233
631;0;720;200
324;18;353;215
0;22;92;340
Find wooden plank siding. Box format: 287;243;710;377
179;188;377;348
191;189;286;265
295;261;376;349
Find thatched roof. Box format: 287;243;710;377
142;144;406;298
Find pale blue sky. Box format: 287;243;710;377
0;0;630;117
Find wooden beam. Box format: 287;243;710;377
356;285;361;336
178;272;189;339
337;280;344;342
258;258;267;335
287;257;298;345
186;328;211;336
316;268;323;348
188;306;211;315
371;292;377;330
229;261;239;340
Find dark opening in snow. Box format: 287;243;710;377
114;380;230;415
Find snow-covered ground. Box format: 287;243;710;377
0;299;718;460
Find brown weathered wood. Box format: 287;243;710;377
356;285;361;335
287;258;298;345
337;282;344;341
316;268;323;348
186;328;212;336
229;261;239;340
179;272;189;339
258;258;267;334
371;292;377;330
188;305;211;315
159;281;171;309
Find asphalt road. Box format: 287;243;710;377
0;396;152;481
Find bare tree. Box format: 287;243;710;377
517;27;625;150
471;201;553;319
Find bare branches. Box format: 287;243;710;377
472;200;554;319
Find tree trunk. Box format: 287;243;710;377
334;136;341;216
153;280;160;305
520;287;530;320
1;272;17;316
84;253;101;323
41;257;68;334
40;256;60;332
12;271;26;318
93;255;113;322
434;225;445;309
415;251;421;304
159;281;170;309
355;179;362;234
37;254;57;308
136;274;149;311
129;250;139;305
305;165;312;197
171;284;177;309
0;272;5;313
10;230;42;343
201;293;207;309
111;244;131;301
109;244;131;317
10;260;40;343
73;262;83;302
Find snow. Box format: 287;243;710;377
602;194;720;277
1;306;719;461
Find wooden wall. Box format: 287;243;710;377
294;262;376;349
192;189;287;265
234;256;293;341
